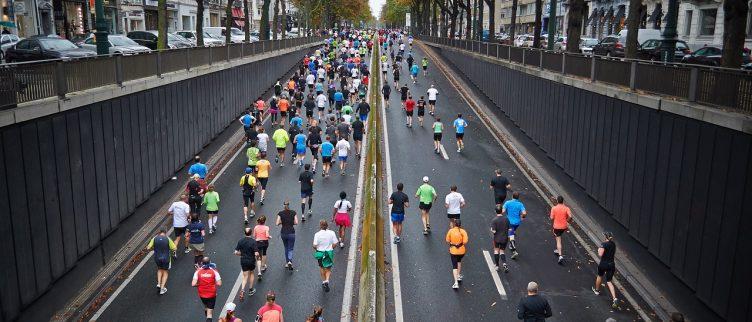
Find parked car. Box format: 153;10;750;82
553;36;567;51
204;27;246;43
126;31;193;50
80;34;151;55
579;37;599;55
70;33;93;46
1;33;22;61
592;35;624;57
617;28;662;49
636;39;690;61
176;30;224;46
4;35;96;62
681;46;752;67
515;35;534;47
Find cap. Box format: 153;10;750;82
603;231;614;239
422;176;429;183
245;167;252;174
224;302;236;312
192;173;200;179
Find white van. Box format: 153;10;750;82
617;29;662;47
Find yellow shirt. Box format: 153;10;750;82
445;227;468;255
256;159;271;178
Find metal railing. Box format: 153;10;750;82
0;36;322;110
416;35;752;114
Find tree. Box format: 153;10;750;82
624;0;641;58
281;0;287;38
157;0;167;49
464;0;471;39
722;0;749;67
509;0;518;43
484;0;494;41
225;0;233;45
477;0;483;40
196;0;205;46
260;0;272;40
431;0;438;36
273;0;279;40
532;0;542;47
565;0;585;53
243;0;250;42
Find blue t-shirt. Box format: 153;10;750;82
410;64;420;75
453;118;467;134
290;116;303;128
295;133;307;150
334;92;344;102
241;114;253;128
354;40;360;48
188;163;208;179
308;61;316;72
316;83;324;92
188;221;205;244
321;142;334;157
503;199;526;226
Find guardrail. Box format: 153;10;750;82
416;35;752;114
0;36;322;110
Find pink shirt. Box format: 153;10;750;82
254;225;270;241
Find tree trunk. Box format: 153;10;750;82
465;0;472;39
532;0;542;47
722;0;748;67
423;0;431;35
225;0;233;45
484;0;494;41
450;0;459;38
272;0;279;40
243;0;250;42
281;0;286;38
196;0;204;46
157;0;167;49
510;0;518;43
624;0;641;58
477;0;484;40
261;0;271;40
566;0;585;53
432;0;438;36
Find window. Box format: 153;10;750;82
699;9;716;36
684;10;692;36
16;39;30;49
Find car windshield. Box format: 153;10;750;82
230;28;243;36
167;33;182;41
39;38;78;50
205;30;222;38
110;36;140;46
203;31;215;38
583;39;598;46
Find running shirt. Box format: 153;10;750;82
502;199;526;225
433;121;443;133
445;192;464;214
299;171;314;192
321;141;335;157
169;201;190;227
410;64;420;75
416;184;437;204
445;227;468;255
272;128;290;148
490;175;510;196
240;114;254;128
600;240;616;266
278;98;290;112
334;199;352;213
239;174;256;195
313;229;339;251
316;94;328;107
390;191;409;214
247;146;260;166
253;225;271;241
336;139;351;156
290;116;303;128
341;105;354;115
550;204;572;229
400;86;409;99
427;88;439;101
189;163;208;179
257;303;283;322
453;118;467;133
334;91;344;102
194;268;221;299
203;191;220;212
257;133;269;151
256;160;271;178
148;235;176;264
491;216;510;244
405;99;415;112
422;58;428;67
294;133;307;151
188;221;205;244
235;237;257;262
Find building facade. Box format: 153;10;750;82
677;0;752;50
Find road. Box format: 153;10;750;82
381;43;641;321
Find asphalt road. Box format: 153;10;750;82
381;44;641;321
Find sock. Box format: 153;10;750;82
301;203;306;214
500;253;506;264
509;239;516;251
211;217;218;227
308;198;313;210
493;253;500;266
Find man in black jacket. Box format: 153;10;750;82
517;281;552;321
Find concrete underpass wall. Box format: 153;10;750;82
0;48;307;321
434;46;752;321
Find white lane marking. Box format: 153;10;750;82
439;144;449;160
340;53;374;322
218;271;245;318
381;67;404;322
482;250;508;300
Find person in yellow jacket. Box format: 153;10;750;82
445;219;468;290
271;124;290;166
239;168;257;225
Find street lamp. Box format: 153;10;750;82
94;0;110;55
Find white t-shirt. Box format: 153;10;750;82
317;68;326;79
399;43;406;51
313;229;339;251
333;199;352;213
381;61;389;71
169;201;190;227
445;192;465;215
257;133;269;151
427;88;439;101
336;140;351;157
306;74;316;85
343;114;352;123
351;68;359;78
352;78;361;88
316;94;328;107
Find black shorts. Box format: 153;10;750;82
429;99;436;105
401;97;407;102
456;133;464;139
257;240;269;255
200;297;216;309
597;264;615;282
417;108;425;116
433;133;442;141
243;193;255;206
405;109;414;116
553;228;567;237
493;241;508;250
353;133;363;142
301;190;313;198
494;194;507;205
280;111;288;117
310;147;320;158
277;147;286;153
317;105;325;111
419;202;432;211
207;210;218;215
394;76;400;82
174;226;187;237
450;254;464;269
306;109;314;117
323;156;332;164
155;258;170;270
384;93;390;99
241;259;256;272
258;178;269;189
447;213;460;219
335;101;343;109
422;65;428;70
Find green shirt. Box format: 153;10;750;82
422;58;428;67
433;122;443;133
246;146;259;166
341;105;353;115
416;184;437;204
272;129;290;148
202;191;220;211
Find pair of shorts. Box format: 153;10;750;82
296;147;306;155
280;111;288;117
456;133;464;139
334;212;352;227
509;224;520;236
411;72;418;77
310;147;319;157
494;194;507;205
401;97;407;102
241;259;256;272
417;108;425;116
317;105;325;111
429;99;436;105
338;155;348;162
258;177;269;189
391;213;405;223
597;263;615;282
450;254;464;269
201;297;217;309
419;202;432;211
155;257;171;270
322;156;333;164
306;110;314;117
553;228;567;237
384;93;390;99
190;243;205;252
405;109;414;116
207;210;218;215
433;133;443;141
243;193;255;206
493;241;508;249
174;226;187;237
256;240;269;256
423;66;428;70
335;101;343;109
301;190;313;198
277;147;286;153
353;133;363;142
394;76;400;82
360;114;368;122
447;213;460;219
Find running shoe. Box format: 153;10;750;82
156;284;161;294
511;251;519;259
249;288;256;296
323;282;330;292
159;287;167;295
184;248;191;254
244;219;249;225
503;263;509;273
558;256;564;265
239;289;245;301
308;210;312;216
612;298;618;309
452;282;459;289
457;274;463;282
423;229;428;235
591;286;600;295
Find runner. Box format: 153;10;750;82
356;97;370;122
399;83;410;109
392;66;400;89
239;168;257;225
168;194;191;256
293;129;307;168
273;80;283;97
518;282;553;320
306;306;324;322
278;95;290;121
335;136;351;176
253;216;271;280
550;196;572;265
351;116;365;158
186;174;205;214
415;176;438;235
299;164;315;217
452;114;468;152
304;94;317;123
382;77;392;108
502;192;527;259
186;213;206;266
239;109;256;141
490;205;510;272
267;96;279;125
313;220;339;292
254;97;266;125
256;291;284;321
404;95;415;127
272;125;290;166
256;152;271;205
432;117;444;154
421;57;429;76
234;227;259;301
276;201;298;269
320;136;335;177
410;62;420;84
592;231;619;309
246;139;260;174
189;155;208;179
331;191;353;248
257;128;270;153
490;169;512;206
218;303;242;322
316;91;328;120
202;185;220;234
416;96;426;126
307;122;322;173
147;229;176;295
427;85;439;116
389;182;410;244
192;256;221;322
445;219;468;290
444;185;466;220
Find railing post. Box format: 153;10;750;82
561;53;566;74
486;43;489;56
629;61;637;90
540;50;544;70
496;44;500;59
186;48;191;71
508;46;512;62
156;51;162;77
55;61;67;98
688;67;699;102
590;55;596;82
209;46;213;65
522;49;526;65
115;55;124;85
262;40;265;53
241;42;245;57
226;44;230;62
